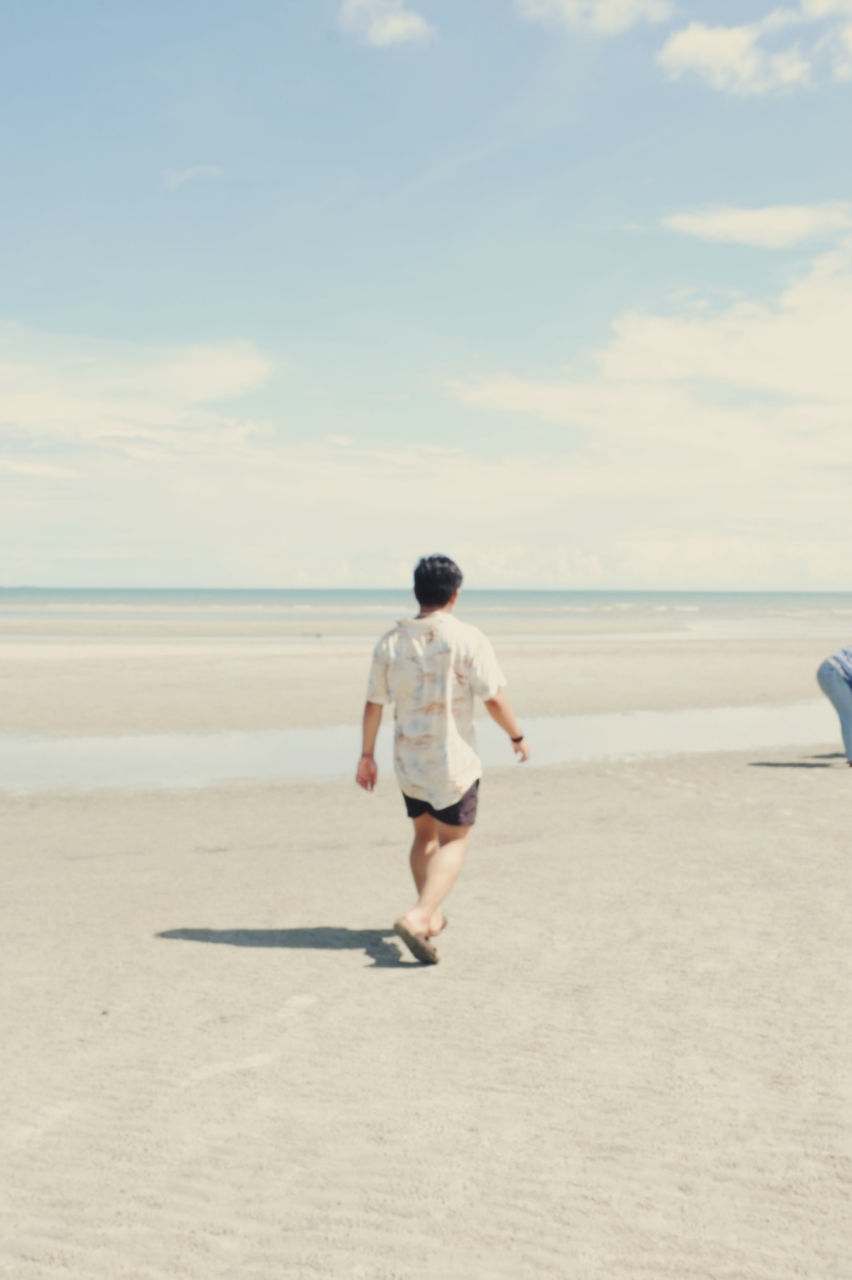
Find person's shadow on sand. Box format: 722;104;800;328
750;751;844;769
157;927;408;969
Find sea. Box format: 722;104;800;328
1;588;849;790
3;586;852;640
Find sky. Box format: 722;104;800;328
2;0;852;589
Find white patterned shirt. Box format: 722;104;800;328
366;612;505;810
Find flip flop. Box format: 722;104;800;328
394;919;440;965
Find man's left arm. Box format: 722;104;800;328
472;633;530;762
355;701;383;791
484;688;530;762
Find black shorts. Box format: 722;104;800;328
403;780;480;827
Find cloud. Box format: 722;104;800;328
808;2;852;78
659;2;852;94
0;326;276;460
163;165;223;190
339;0;435;47
658;15;811;96
0;458;79;479
515;0;852;90
445;238;852;585
515;0;673;35
803;0;852;14
0;327;619;587
664;202;852;248
6;234;852;587
452;240;852;423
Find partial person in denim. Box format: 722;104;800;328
816;647;852;765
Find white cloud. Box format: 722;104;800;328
0;327;275;459
454;241;852;420
445;239;852;586
339;0;434;47
611;535;850;587
837;27;852;77
163;165;223;190
658;17;811;95
6;242;852;587
516;0;852;91
0;326;620;587
511;0;852;94
659;2;852;93
803;0;852;15
0;458;79;479
515;0;673;35
664;202;852;248
812;10;852;78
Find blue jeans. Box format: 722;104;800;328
817;659;852;760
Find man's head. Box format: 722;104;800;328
413;554;463;608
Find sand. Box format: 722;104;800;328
0;633;832;733
1;633;849;1278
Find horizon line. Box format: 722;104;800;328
3;585;852;596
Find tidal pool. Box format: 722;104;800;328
0;699;835;793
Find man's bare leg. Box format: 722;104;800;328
409;814;445;935
399;818;472;939
409;813;438;891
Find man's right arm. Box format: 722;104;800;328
355;700;383;791
484;689;530;762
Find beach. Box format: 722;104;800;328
1;592;849;1278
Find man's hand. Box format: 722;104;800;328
355;753;378;791
512;737;531;763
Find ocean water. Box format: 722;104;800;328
3;587;852;640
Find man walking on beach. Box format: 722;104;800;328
355;555;530;964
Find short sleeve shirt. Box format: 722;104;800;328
366;612;505;810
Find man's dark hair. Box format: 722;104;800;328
413;555;463;607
